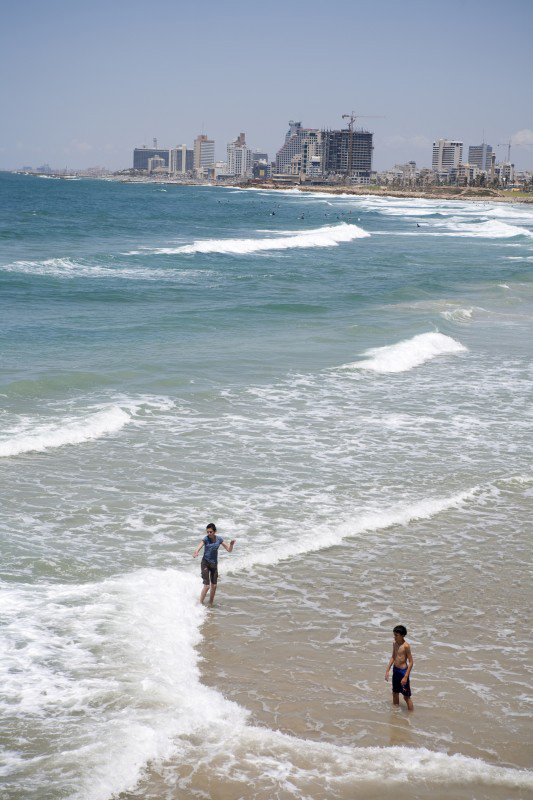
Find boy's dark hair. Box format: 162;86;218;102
393;625;407;636
206;522;217;532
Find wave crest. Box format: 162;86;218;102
148;223;370;255
0;406;131;457
228;489;476;573
343;332;467;374
438;219;533;239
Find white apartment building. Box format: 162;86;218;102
194;134;215;175
276;121;320;174
432;139;463;171
226;132;253;178
170;144;190;175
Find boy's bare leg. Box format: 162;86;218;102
392;692;400;706
200;585;209;604
405;696;414;711
208;584;217;605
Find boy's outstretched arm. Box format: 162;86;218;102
222;539;236;552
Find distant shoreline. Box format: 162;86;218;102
7;170;533;204
246;182;533;204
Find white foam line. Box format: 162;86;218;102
211;725;533;790
139;223;370;255
0;406;131;457
0;257;207;281
341;332;467;374
372;220;533;239
226;489;477;574
434;219;533;239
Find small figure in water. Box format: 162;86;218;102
193;523;236;606
385;625;414;711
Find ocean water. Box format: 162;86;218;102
0;172;532;800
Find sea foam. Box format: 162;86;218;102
227;488;477;573
0;257;207;281
147;222;370;255
180;725;533;793
343;332;467;374
437;219;533;239
0;406;131;457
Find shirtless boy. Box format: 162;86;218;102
385;625;414;711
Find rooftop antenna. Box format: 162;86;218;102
341;111;384;178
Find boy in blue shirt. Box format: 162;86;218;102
193;522;236;605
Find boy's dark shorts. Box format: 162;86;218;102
392;666;411;697
201;559;218;586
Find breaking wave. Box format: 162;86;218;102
143;223;370;255
0;405;131;457
227;489;477;573
436;219;533;238
342;332;467;374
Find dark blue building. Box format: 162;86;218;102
133;147;170;171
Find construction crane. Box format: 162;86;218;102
342;112;384;179
498;140;512;162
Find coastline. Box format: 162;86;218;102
117;175;533;204
9;171;533;204
246;182;533;204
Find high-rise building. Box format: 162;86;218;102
275;121;320;174
468;143;493;171
170;145;194;174
432;140;463;172
133;147;170;171
194;134;215;174
321;129;373;178
300;131;323;177
226;132;253;178
252;150;268;164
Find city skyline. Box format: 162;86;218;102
1;0;532;171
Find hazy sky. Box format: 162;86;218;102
1;0;532;171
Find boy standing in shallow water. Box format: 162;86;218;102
385;625;414;711
193;522;236;606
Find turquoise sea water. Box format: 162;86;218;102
1;173;532;799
